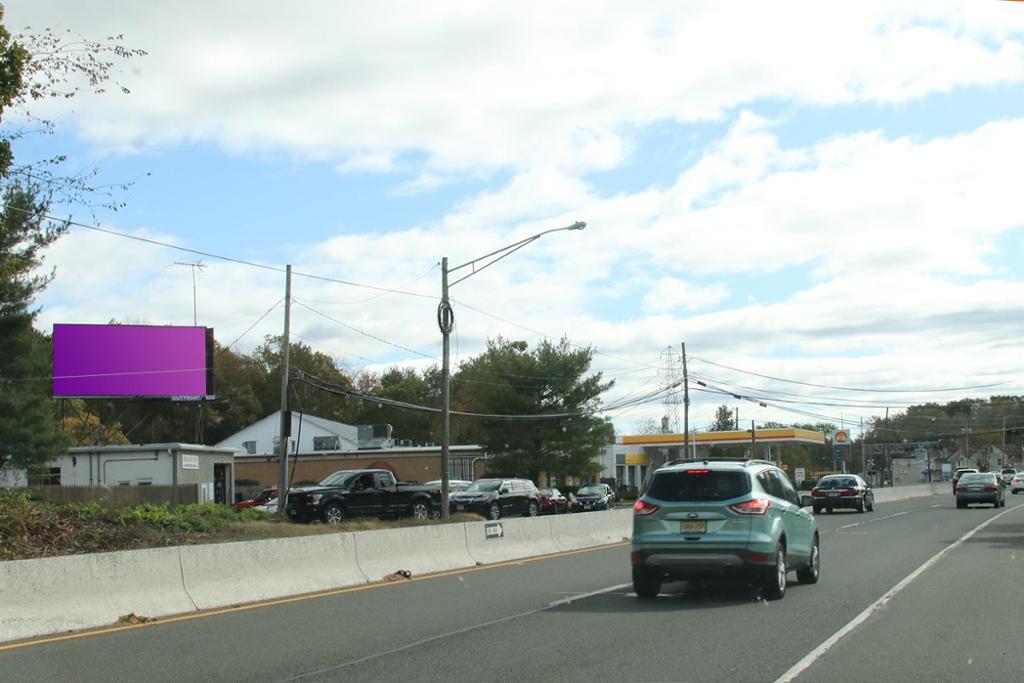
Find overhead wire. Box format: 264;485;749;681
689;356;1010;394
3;205;437;300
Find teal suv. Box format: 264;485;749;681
631;459;820;600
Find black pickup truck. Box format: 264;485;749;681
284;469;439;524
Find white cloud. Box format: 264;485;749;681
334;152;396;175
641;277;729;314
8;0;1024;174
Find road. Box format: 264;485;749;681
2;495;1021;682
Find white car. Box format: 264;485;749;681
254;497;278;514
1011;474;1024;495
1000;468;1018;486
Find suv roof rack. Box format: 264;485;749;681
658;457;777;469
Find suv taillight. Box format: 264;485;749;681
633;499;659;516
729;498;771;515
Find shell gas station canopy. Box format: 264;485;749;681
622;427;827;450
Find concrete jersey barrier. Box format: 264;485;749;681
2;510;636;644
548;508;631;552
178;532;366;611
353;523;475;582
0;547;195;644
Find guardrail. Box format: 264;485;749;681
0;509;632;644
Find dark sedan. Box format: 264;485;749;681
574;484;614;512
956;472;1005;509
810;474;874;514
538;487;569;514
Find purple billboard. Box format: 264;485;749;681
53;324;214;398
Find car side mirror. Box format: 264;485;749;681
499;486;510;494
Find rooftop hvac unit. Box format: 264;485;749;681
357;424;394;450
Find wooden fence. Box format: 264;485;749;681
26;484;200;507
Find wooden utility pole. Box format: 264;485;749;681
681;343;690;459
276;265;292;518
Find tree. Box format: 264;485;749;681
452;337;614;483
0;186;68;465
711;404;736;432
634;417;663;435
0;9;143;464
354;366;439;444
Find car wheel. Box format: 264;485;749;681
762;545;787;600
526;501;539;517
632;566;661;599
856;499;865;513
322;503;345;524
812;506;821;515
956;500;965;509
796;535;820;584
410;501;431;520
488;503;501;520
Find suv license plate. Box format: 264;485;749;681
681;520;706;534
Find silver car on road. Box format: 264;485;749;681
955;472;1005;509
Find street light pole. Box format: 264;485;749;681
439;258;453;520
437;221;586;520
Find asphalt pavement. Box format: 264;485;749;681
1;495;1020;682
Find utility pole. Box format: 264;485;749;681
276;265;292;518
860;416;866;477
439;257;453;519
750;420;756;459
174;261;207;326
734;407;739;431
681;343;690;461
883;407;889;487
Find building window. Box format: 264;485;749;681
137;480;152;486
28;467;61;486
242;441;257;455
313;436;340;451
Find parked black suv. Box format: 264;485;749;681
449;478;542;519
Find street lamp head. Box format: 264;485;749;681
568;221;586;230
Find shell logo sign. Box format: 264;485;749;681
832;430;850;444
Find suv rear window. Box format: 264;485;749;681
647;470;751;501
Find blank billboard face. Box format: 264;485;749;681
53;324;213;398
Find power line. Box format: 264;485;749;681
690;356;1010;394
218;297;284;356
292;298;439;361
3;204;437;301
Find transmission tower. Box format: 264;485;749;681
660;346;682;433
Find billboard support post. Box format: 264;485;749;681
277;265;292;518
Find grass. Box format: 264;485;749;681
0;489;483;561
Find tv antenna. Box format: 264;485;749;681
174;261;207;325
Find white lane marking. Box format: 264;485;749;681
776;503;1024;683
830;510;911;532
931;504;943;509
548;583;631;608
281;582;629;680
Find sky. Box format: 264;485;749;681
6;0;1024;437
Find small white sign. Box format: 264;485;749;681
484;522;503;539
181;454;200;470
795;467;806;483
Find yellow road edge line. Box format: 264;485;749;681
0;539;631;653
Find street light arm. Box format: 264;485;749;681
446;221;585;287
